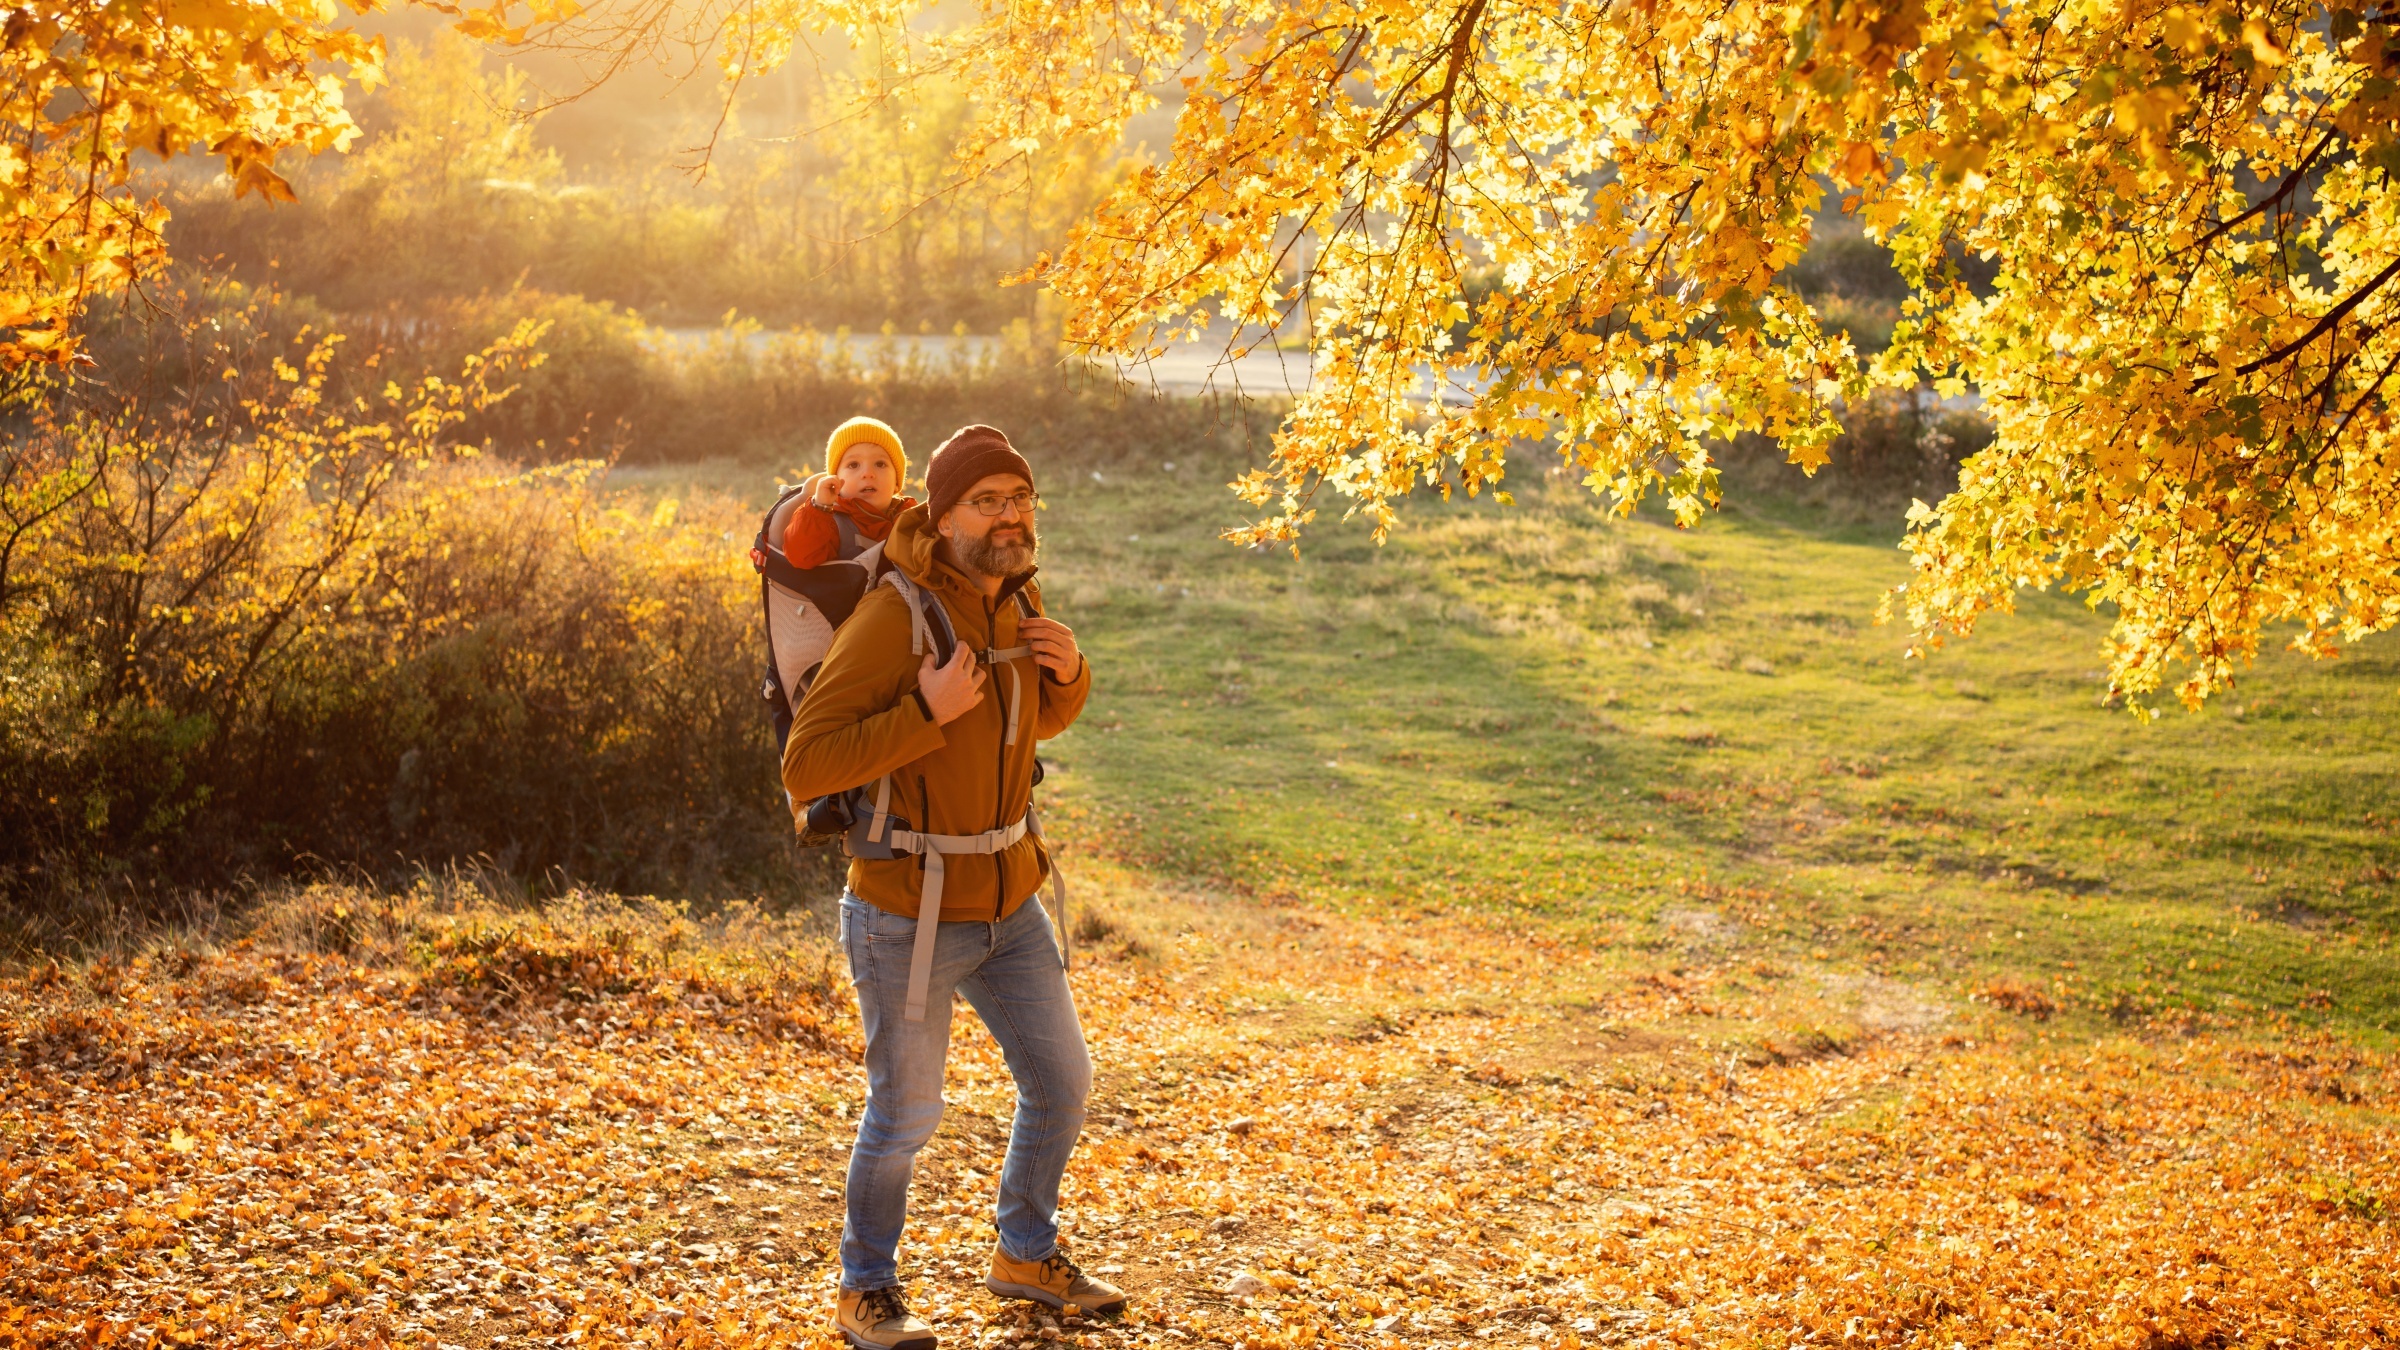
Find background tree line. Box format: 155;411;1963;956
164;27;1121;335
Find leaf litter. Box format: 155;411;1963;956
2;874;2395;1349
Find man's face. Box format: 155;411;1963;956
940;472;1039;578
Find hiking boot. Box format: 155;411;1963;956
836;1285;938;1350
986;1243;1127;1315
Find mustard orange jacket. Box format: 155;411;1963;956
779;505;1090;920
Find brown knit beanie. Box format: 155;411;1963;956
925;424;1034;524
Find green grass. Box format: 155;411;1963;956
642;451;2400;1039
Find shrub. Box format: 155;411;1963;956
1715;387;1995;522
0;287;836;913
378;291;664;457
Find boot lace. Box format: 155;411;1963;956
1038;1251;1083;1287
857;1287;914;1327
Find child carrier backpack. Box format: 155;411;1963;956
751;485;882;752
748;487;1070;1017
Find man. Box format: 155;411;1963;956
784;424;1123;1350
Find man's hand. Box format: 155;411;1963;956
1019;615;1081;681
918;643;987;725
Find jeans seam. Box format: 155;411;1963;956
989;980;1047;1125
986;916;1054;1265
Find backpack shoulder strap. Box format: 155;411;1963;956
919;586;958;665
878;568;958;666
977;589;1039;747
833;512;862;559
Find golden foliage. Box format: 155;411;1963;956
0;0;381;361
990;0;2400;712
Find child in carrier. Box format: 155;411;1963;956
788;417;916;568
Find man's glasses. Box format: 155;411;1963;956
962;491;1043;517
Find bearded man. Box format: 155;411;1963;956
782;424;1118;1350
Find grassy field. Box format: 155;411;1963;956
1039;455;2400;1038
622;443;2400;1041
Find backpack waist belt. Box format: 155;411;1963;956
859;782;1042;1022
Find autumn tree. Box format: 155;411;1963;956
950;0;2400;714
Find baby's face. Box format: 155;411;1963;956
836;446;897;509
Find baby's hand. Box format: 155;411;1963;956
806;473;839;506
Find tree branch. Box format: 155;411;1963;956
2185;124;2340;259
2234;253;2400;376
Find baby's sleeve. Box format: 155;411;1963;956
783;504;838;569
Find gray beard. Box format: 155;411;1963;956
957;521;1038;579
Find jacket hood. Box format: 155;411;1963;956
886;504;949;589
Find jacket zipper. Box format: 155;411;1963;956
915;773;931;890
986;593;1005;920
910;772;932;921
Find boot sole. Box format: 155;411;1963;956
985;1279;1125;1316
840;1328;938;1350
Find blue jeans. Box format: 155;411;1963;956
838;891;1091;1291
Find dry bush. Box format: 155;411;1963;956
0;287;843;921
1715;387;1995;521
2;869;846;1037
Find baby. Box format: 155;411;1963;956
785;416;918;569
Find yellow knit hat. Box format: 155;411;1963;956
826;416;908;487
